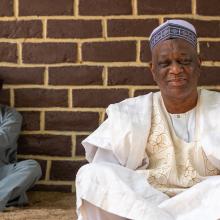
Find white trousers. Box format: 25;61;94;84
76;162;220;220
81;200;128;220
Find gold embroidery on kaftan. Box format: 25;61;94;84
145;93;219;197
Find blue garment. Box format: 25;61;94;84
0;105;42;211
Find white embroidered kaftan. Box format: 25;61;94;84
76;89;220;220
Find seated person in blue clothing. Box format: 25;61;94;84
0;79;42;211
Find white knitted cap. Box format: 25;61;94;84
149;19;197;50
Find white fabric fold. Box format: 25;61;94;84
83;93;153;169
76;163;172;220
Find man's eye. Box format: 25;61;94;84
158;62;169;67
180;59;192;65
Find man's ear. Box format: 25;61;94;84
149;61;156;81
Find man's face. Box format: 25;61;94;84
150;39;201;100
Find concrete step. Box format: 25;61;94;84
1;191;77;220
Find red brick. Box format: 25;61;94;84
19;0;74;16
0;67;44;84
82;41;136;62
47;20;102;39
200;42;220;61
31;184;72;192
0;43;17;63
138;0;191;14
79;0;132;16
0;89;10;106
108;19;159;37
45;111;99;131
199;67;220;85
49;66;103;85
0;0;13;16
164;18;220;38
18;134;72;157
73;89;129;108
140;40;152;62
108;67;155;85
193;20;220;38
22;43;77;64
134;89;159;97
0;20;42;38
197;0;220;16
50;160;87;181
14;89;68;107
20;111;40;131
75;135;87;156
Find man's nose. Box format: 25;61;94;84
169;62;183;74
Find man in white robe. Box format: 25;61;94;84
0;80;42;211
76;20;220;220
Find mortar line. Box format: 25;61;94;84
103;66;108;86
42;19;47;39
74;0;79;17
128;88;133;98
192;0;197;15
1;15;220;20
159;17;164;24
71;134;76;157
72;184;76;193
132;0;137;15
10;89;15;107
69;88;73;108
45;160;51;181
17;42;22;65
102;19;108;39
14;0;18;17
98;111;103;124
37;180;74;185
17;154;87;161
40;111;45;131
44;66;49;85
100;110;106;123
20;131;91;135
0;62;150;67
77;42;82;63
130;88;135;98
136;40;141;62
1;37;220;44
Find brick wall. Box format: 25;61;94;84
0;0;219;192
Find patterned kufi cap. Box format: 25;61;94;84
149;19;197;50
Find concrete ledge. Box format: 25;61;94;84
1;191;77;220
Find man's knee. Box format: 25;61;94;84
15;159;42;180
76;162;120;186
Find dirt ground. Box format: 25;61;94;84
0;191;77;220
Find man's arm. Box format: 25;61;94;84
0;106;22;152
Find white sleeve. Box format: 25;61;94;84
82;118;115;163
82;95;152;169
92;148;120;164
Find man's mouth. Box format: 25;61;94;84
167;78;187;86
